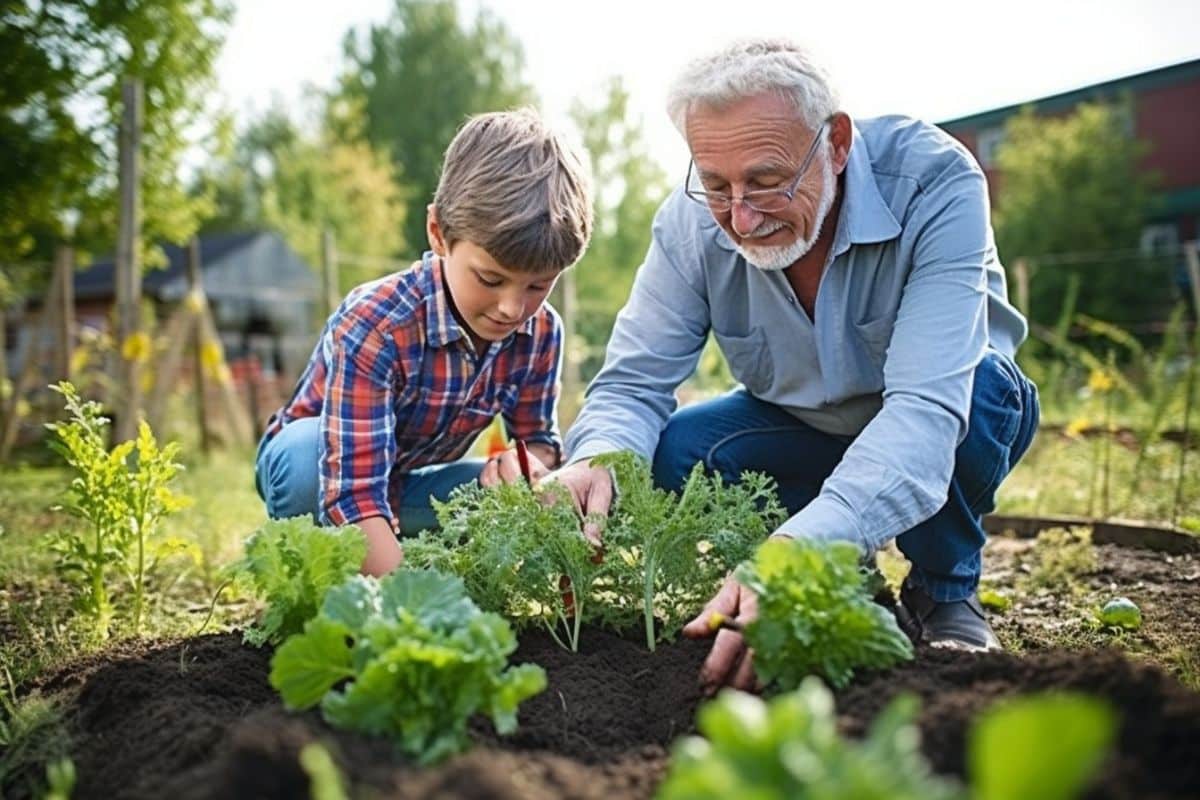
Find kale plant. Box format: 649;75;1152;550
270;569;546;765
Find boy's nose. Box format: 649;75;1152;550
497;294;525;321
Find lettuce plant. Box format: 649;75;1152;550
270;569;546;765
227;516;366;646
658;677;962;800
736;537;913;690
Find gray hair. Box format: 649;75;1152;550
666;39;840;134
435;108;594;274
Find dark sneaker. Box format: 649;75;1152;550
896;579;1001;653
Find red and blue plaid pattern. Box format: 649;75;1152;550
262;252;563;528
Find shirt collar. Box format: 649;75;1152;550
709;119;901;254
423;250;538;349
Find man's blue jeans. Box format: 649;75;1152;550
254;416;485;533
652;350;1039;602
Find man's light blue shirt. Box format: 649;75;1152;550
565;115;1028;554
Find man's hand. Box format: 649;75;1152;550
682;573;760;694
479;443;554;488
542;458;614;547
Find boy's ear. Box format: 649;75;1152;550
426;203;447;257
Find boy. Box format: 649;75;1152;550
256;108;593;575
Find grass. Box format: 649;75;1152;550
997;432;1200;524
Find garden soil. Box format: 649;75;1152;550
22;542;1200;800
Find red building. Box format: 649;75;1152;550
938;58;1200;254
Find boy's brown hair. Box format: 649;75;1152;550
433;108;594;274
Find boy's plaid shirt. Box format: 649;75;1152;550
262;252;563;529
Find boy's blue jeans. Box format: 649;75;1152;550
254;416;485;534
652;350;1039;602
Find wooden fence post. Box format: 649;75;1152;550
321;228;339;321
54;245;75;386
1013;257;1030;318
114;77;144;443
187;237;212;453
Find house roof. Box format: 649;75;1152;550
73;230;318;303
938;57;1200;132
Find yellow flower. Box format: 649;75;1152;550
1065;416;1091;437
199;340;224;379
1087;368;1115;393
121;331;153;364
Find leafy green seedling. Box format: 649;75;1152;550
226;517;367;646
969;692;1116;800
271;569;546;765
736;537;914;690
46;381;189;638
658;677;962;800
978;588;1012;612
1095;596;1142;630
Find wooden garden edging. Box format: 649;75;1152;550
984;513;1200;555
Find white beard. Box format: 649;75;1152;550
736;151;837;272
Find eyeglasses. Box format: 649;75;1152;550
684;119;830;214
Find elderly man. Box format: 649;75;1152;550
552;38;1039;691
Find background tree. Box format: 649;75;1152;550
993;102;1163;327
0;0;232;266
196;98;407;293
568;78;670;381
336;0;535;252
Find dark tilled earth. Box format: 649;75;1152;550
12;539;1200;800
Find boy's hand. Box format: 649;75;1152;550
359;516;404;577
480;445;552;487
542;458;613;548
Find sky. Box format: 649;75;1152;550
216;0;1200;171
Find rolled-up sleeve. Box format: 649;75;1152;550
566;193;712;462
319;315;399;528
778;162;992;553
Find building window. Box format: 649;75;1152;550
976;126;1006;168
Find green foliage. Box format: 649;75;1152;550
412;452;782;652
407;479;598;652
594;452;785;650
226;517;367;647
736;538;914;690
658;677;962;800
1;0;232;263
271;569;546;765
993;101;1163;325
45;382;189;638
969;693;1116;800
1025;528;1096;592
337;0;535;252
196;99;407;293
43;757;76;800
299;743;348;800
0;692;71;799
1096;596;1142;630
